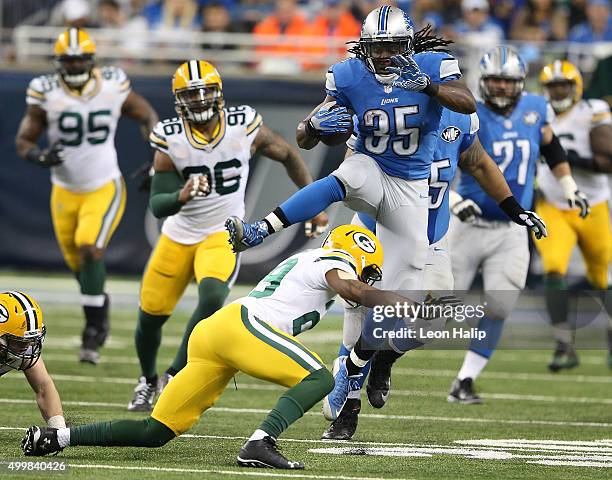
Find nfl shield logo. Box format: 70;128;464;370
384;85;392;94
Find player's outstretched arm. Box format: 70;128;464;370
24;359;65;428
253;123;329;235
433;80;476;114
588;124;612;172
148;150;209;218
540;124;590;218
121;91;159;141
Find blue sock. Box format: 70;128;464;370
277;175;345;225
469;316;505;359
338;344;370;389
388;316;424;353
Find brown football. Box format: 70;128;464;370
319;115;354;147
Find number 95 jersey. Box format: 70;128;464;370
149;105;262;244
26;67;131;192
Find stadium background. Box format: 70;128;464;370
1;0;611;283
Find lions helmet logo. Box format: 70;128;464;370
353;232;377;253
523;111;539;125
0;304;8;323
441;126;461;143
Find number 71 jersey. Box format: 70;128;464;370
149;105;262;244
26;67;131;192
457;94;552;220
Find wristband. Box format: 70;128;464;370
47;415;66;429
422;80;439;97
558;175;578;199
498;196;525;223
305;119;320;139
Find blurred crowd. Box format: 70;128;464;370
44;0;612;45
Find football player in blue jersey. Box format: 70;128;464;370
321;108;547;439
226;6;476;299
444;47;589;404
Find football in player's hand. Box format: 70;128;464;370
319;105;354;147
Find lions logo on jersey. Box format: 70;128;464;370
523;111;540;126
441;126;461;143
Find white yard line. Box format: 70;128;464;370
0;398;610;429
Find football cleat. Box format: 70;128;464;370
237;436;304;469
79;347;100;365
548;343;579;372
321;398;360;441
22;426;62;456
366;351;393;409
158;371;174;394
323;356;363;421
127;376;157;412
225;216;270;252
447;377;483;404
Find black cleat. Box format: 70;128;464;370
548;343;579;372
22;426;63;456
322;398;361;440
237;436;304;469
447;377;483;404
366;352;392;409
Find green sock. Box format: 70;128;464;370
169;278;229;373
135;309;169;382
259;369;334;438
70;417;175;447
79;258;106;295
545;275;572;345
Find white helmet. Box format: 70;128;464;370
357;6;415;74
479;46;527;110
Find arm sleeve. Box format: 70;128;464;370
420;52;462;83
309;250;358;290
242;105;263;137
459;112;479;153
149;170;184;218
325;64;352;109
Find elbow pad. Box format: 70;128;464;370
540;135;567;169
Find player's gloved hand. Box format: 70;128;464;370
559;175;590;218
26;141;65;167
387;55;432;92
179;174;210;203
498;196;548;239
417;293;463;321
307;101;352;137
449;190;482;223
305;212;328;238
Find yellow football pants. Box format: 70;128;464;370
535;200;612;289
50;178;126;272
151;303;325;434
140;231;238;316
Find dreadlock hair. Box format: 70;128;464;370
347;24;453;60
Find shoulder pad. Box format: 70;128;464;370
330;58;366;90
226;105;263;135
100;66;131;93
414;51;461;82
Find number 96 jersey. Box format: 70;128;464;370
149;105;262;244
26;67;131;192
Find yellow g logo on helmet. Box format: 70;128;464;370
172;60;224;124
540;60;583;114
323;224;383;284
0;291;45;372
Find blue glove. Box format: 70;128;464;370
308;101;353;136
387;55;432;92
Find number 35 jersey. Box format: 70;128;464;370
26;67;131;192
149;106;262;244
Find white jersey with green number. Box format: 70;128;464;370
149;106;262;244
26;67;131;192
538;99;612;209
237;248;358;336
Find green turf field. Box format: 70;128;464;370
0;279;611;479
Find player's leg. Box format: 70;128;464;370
226;153;382;251
534;200;579;371
323;213;372;440
74;177;127;364
50;184;81;274
452;224;529;403
220;305;333;468
130;234;195;411
163;230;239;384
23;307;237;456
574;201;612;364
